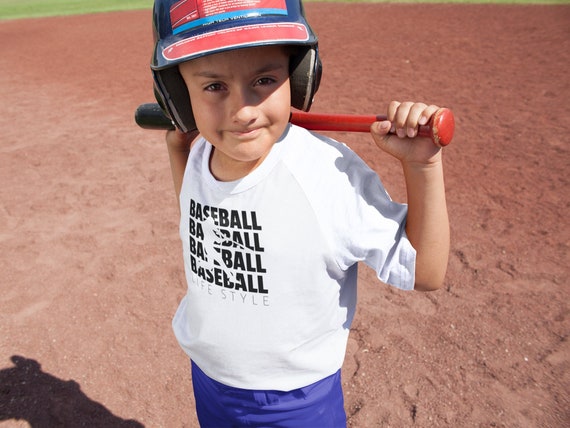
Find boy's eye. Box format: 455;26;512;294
255;77;276;86
204;82;224;92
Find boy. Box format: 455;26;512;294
150;0;449;426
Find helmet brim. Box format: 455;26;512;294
158;22;310;67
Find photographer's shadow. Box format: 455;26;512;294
0;355;144;427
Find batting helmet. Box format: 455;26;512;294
151;0;322;132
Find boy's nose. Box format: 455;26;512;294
233;105;259;126
230;89;260;125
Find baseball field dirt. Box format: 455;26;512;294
0;3;568;427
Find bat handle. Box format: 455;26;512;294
134;103;454;146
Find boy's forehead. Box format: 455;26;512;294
180;45;290;70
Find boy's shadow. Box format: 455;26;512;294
0;355;144;427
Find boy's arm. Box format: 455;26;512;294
165;129;199;210
371;102;450;291
402;158;449;291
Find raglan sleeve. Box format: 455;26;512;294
328;147;416;291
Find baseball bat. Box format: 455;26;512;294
134;103;454;146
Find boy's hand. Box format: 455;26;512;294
166;128;199;152
371;101;442;165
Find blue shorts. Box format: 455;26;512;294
191;361;347;427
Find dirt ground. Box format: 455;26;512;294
0;3;568;427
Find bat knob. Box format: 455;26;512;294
430;108;455;147
135;103;175;130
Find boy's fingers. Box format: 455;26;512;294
390;101;420;137
386;100;401;122
372;121;391;135
417;105;440;127
404;104;430;138
388;103;441;140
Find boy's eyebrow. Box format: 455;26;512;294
192;62;287;78
255;62;288;74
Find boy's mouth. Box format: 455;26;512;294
228;127;263;139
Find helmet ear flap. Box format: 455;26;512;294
153;68;197;133
290;47;322;112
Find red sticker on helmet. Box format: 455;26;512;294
163;22;309;61
170;0;288;32
170;0;200;29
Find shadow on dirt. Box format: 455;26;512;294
0;355;144;427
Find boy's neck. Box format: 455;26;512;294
209;146;270;182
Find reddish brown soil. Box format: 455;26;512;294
0;4;568;427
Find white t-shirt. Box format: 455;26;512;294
173;124;415;391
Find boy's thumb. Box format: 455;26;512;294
373;121;390;134
372;121;391;140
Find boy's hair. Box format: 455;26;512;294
151;0;322;132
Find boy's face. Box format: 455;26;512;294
179;45;292;181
